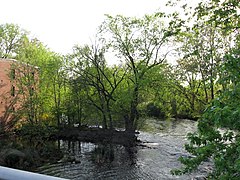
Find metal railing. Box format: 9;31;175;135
0;166;68;180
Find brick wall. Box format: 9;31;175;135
0;59;39;128
0;59;14;117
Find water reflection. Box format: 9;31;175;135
38;140;141;179
38;119;211;180
92;144;115;164
0;137;62;171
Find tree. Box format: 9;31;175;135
65;78;86;127
0;25;42;129
0;83;20;133
99;13;182;132
16;37;66;126
10;61;39;124
173;0;240;178
0;23;68;129
0;23;27;58
48;58;66;127
172;57;204;117
69;44;126;129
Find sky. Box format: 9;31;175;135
1;0;171;55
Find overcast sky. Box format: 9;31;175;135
1;0;172;55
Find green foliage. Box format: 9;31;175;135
145;102;166;119
16;123;58;140
194;0;240;33
2;2;239;177
15;37;67;125
98;12;183;131
68;44;126;129
173;45;240;179
171;0;240;178
0;23;28;58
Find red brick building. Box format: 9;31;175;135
0;58;38;131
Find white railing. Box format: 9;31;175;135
0;166;67;180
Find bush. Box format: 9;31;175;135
16;123;58;140
146;102;166;119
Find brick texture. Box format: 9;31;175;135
0;59;38;129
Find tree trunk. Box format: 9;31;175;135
125;85;139;133
106;100;113;130
210;77;214;100
102;113;107;129
77;100;82;127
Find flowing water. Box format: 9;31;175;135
37;119;212;179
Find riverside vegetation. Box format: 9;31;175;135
0;0;239;179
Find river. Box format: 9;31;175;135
37;119;212;179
